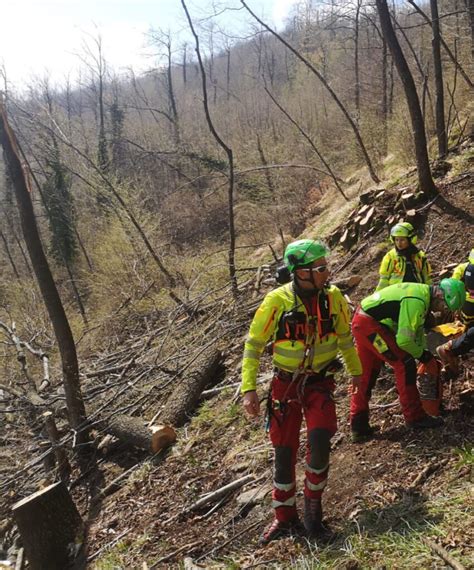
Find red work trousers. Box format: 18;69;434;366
269;373;337;522
350;308;425;428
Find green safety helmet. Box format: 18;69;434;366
390;222;417;244
438;278;466;311
469;248;474;264
284;239;328;272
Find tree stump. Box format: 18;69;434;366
161;349;223;427
100;415;177;453
12;481;84;570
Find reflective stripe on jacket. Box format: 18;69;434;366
241;282;362;393
361;282;431;359
376;248;432;291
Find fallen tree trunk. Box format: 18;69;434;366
99;415;177;453
12;481;84;570
161;349;223;427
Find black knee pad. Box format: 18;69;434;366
308;428;331;470
274;446;293;484
403;356;417;385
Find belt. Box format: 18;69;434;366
274;368;327;383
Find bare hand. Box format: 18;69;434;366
242;391;260;418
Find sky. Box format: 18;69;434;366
1;0;298;91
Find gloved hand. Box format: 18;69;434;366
242;390;260;418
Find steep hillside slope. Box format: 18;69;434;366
1;145;472;570
83;146;473;569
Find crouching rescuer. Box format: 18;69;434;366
350;279;466;442
241;239;362;545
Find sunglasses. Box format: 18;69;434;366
298;265;328;274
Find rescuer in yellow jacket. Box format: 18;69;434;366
350;279;466;441
376;222;432;291
241;239;362;545
437;251;474;371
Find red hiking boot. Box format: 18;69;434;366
304;498;336;542
259;518;305;546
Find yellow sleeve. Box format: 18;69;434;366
376;251;392;291
241;292;282;393
420;251;432;285
332;288;363;376
452;263;467;281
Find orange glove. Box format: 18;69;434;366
417;358;443;416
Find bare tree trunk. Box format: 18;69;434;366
354;0;361;123
467;0;474;60
0;229;20;278
0;103;90;447
226;48;231;101
382;36;389;155
407;0;474;89
166;37;180;144
376;0;437;196
256;134;276;196
181;0;238;298
263;84;348;200
182;42;188;85
241;0;380;184
430;0;447;156
395;17;435;118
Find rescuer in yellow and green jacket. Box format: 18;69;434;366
437;250;474;371
451;248;474;327
241;239;362;545
350;279;465;441
376;222;432;291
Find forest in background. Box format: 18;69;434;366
0;0;472;345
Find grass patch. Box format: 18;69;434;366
289;481;472;569
454;444;474;468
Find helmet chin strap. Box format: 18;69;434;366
294;271;320;292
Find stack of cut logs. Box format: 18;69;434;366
328;186;427;250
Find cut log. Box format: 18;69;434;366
12;482;84;570
100;415;177;453
339;228;357;250
357;204;370;216
332;275;363;290
161;349;223;427
358;206;375;229
42;411;71;481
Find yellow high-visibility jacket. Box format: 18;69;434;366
452;262;467;281
241;283;362;393
452;262;474;326
376;248;431;291
361;282;431;359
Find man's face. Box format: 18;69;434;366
294;257;329;290
394;237;410;250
